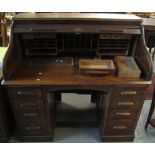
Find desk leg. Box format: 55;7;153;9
91;91;97;103
145;87;155;129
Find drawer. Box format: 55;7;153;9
100;34;110;39
110;97;142;110
108;109;137;119
12;99;44;109
122;34;131;40
104;119;135;135
18;119;52;136
112;87;144;98
111;34;121;39
15;108;46;118
9;87;43;99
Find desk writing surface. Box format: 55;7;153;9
2;57;151;86
3;76;151;86
2;59;151;86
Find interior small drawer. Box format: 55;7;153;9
104;119;135;135
18;119;51;136
12;99;44;109
110;97;142;110
107;109;136;119
9;87;43;99
112;87;145;97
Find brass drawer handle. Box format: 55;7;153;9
113;126;127;129
23;112;39;117
20;102;37;107
118;102;134;106
121;91;137;95
17;90;34;95
26;126;41;130
116;112;131;116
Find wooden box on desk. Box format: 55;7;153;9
114;56;141;78
79;59;116;75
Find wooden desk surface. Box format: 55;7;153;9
2;58;151;86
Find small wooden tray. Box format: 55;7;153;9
114;56;141;78
79;59;116;75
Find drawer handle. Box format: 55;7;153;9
116;112;131;116
113;126;127;129
121;91;137;95
23;112;39;117
26;126;41;130
17;91;34;95
118;102;134;106
20;102;37;107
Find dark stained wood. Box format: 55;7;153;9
2;27;23;80
2;13;152;142
2;58;151;86
134;25;152;80
145;88;155;129
7;86;54;141
102;135;134;142
0;71;14;142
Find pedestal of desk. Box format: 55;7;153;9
6;85;146;142
7;86;54;142
100;86;146;142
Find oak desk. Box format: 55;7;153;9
2;13;152;142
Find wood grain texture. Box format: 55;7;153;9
2;13;152;142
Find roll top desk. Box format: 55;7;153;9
2;13;152;142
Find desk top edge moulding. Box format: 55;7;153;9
1;13;153;142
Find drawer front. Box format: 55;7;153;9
108;109;136;119
122;34;132;40
9;87;43;99
12;99;44;109
112;87;144;98
100;34;110;39
104;119;135;135
18;119;51;136
111;34;121;39
110;97;142;110
15;108;46;118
